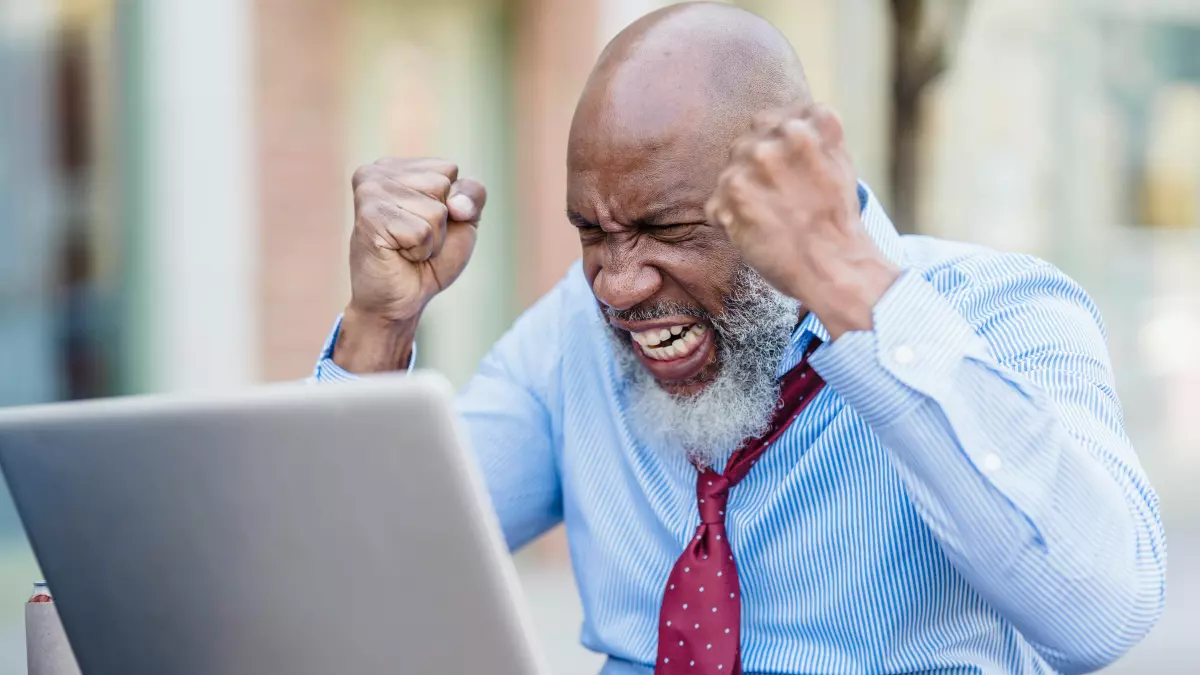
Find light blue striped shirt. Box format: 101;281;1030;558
315;186;1165;674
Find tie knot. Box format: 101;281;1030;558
696;470;730;524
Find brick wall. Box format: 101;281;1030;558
514;0;602;305
255;0;348;381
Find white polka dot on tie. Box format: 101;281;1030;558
708;481;713;486
730;593;735;598
682;604;688;609
665;658;670;663
718;665;723;670
699;499;704;503
717;571;722;577
666;621;671;626
702;555;708;560
725;628;730;634
699;587;704;592
678;641;684;646
694;623;699;629
670;584;675;590
690;661;695;666
716;535;721;540
707;644;712;649
718;510;724;515
712;607;717;612
684;567;690;573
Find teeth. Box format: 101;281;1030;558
630;323;709;361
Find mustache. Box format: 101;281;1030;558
604;301;709;324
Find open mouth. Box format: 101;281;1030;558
630;323;708;361
611;314;719;390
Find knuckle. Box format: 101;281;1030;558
780;117;809;139
401;171;452;197
409;219;434;244
812;103;839;124
416;157;459;178
782;119;817;148
364;200;394;225
430;173;453;193
728;170;751;197
749;140;777;165
816;101;841;120
752;109;782;131
351;165;373;189
426;200;449;225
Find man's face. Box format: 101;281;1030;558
561;3;815;460
567;98;802;463
567;105;744;398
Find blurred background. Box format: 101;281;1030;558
0;0;1197;672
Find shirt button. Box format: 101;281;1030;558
981;453;1003;474
892;345;916;365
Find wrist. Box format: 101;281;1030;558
333;305;419;373
805;256;901;341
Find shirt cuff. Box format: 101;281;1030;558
810;270;988;422
311;314;418;382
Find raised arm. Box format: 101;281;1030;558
332;156;486;375
313;156;563;549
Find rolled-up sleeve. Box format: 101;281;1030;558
811;263;1167;673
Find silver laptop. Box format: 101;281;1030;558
0;374;548;675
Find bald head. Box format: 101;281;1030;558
569;2;810;170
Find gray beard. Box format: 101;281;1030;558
604;266;800;467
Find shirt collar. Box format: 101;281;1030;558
782;182;904;371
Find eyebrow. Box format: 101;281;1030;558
566;206;704;229
634;204;707;228
566;209;597;228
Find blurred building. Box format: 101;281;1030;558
1;0;1198;672
1;0;893;404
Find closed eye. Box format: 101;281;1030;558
650;222;702;242
567;209;606;244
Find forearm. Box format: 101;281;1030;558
811;271;1166;670
331;306;417;374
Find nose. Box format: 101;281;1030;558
591;246;662;312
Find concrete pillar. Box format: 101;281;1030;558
135;0;258;392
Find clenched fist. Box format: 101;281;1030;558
335;157;487;373
705;104;900;339
349;157;487;322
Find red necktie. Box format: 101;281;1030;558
655;341;825;674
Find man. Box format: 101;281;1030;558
314;4;1166;674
